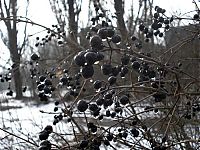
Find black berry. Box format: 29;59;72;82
77;100;88;112
81;65;94;79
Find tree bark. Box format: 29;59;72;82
68;0;78;42
12;65;23;99
1;0;23;99
114;0;128;43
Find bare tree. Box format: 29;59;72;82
49;0;82;50
0;0;23;99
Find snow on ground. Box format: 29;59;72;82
0;98;133;149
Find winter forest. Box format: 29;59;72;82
0;0;200;149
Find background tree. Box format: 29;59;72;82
0;0;29;99
0;0;200;150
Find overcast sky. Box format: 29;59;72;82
0;0;199;71
27;0;198;27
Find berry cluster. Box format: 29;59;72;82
0;69;15;96
136;6;174;44
184;101;200;120
35;25;65;47
32;12;170;150
38;125;53;150
37;76;55;101
28;3;200;150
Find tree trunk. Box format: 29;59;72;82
6;0;23;99
8;28;23;99
13;65;23;99
68;0;78;42
114;0;128;42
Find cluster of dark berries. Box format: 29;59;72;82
53;113;64;125
39;125;53;140
131;59;157;83
114;127;140;141
88;4;122;45
1;66;29;96
88;25;121;45
130;56;168;102
130;35;144;49
35;25;65;47
73;9;125;93
0;73;14;96
74;48;104;79
54;100;59;110
131;128;140;137
97;27;121;44
99;57;130;84
0;74;5;83
0;70;9;80
37;76;55;101
100;90;115;109
0;73;12;83
59;72;83;98
90;1;109;27
137;5;174;43
38;140;51;150
152;6;173;31
76;89;130;121
6;88;14;96
53;101;72;125
78;137;102;150
89;103;102;118
87;122;98;133
29;67;37;78
29;53;40;78
97;92;129;117
0;71;13;96
38;125;53;150
28;3;200;150
184;101;200;120
52;100;63;125
77;100;101;117
78;120;143;149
